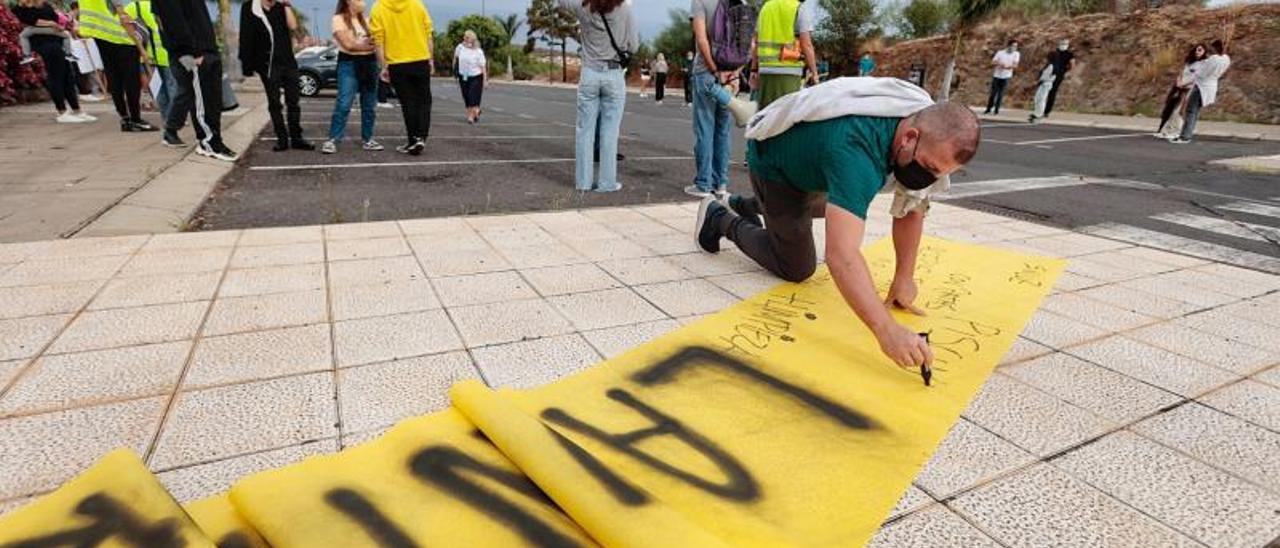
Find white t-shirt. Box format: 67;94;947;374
992;49;1020;79
455;44;486;78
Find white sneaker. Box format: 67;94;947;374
683;185;713;198
56;112;89;123
80;94;104;102
320;140;337;154
363;140;385;151
377;102;394;109
73;112;97;122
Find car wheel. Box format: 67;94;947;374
299;73;320;97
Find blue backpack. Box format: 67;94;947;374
711;0;757;71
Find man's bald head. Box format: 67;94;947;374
914;102;982;165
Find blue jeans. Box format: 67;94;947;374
692;71;733;192
574;66;626;191
155;65;178;121
328;55;379;143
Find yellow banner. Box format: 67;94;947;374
0;237;1061;547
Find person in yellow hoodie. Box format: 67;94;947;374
369;0;433;156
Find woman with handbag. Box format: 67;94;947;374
557;0;637;193
453;30;487;124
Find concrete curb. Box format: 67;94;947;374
977;109;1279;142
73;95;272;238
1209;154;1280;174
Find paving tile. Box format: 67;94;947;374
118;248;231;278
1039;293;1160;332
0;315;71;361
40;235;149;259
398;217;471;235
338;351;479;433
582;319;682;359
519;263;622;297
1004;352;1181;423
141;231;239;252
1126;322;1277;376
869;505;1000;548
471;333;600;389
675;313;714;326
219;263;325;298
1254;365;1280;388
202;289;327;336
1133;402;1280;494
1199;379;1280;433
185;325;331;389
887;484;933;519
433;271;537;307
157;440;337;502
950;463;1193;548
495;243;590;269
1063;256;1147;284
634;279;740;317
89;272;221;310
417;247;512;278
636;233;700;256
1112;247;1208;269
1020;233;1131;257
0;255;130;287
962;374;1114;457
448;298;574;347
1017;310;1108;349
333;310;463;367
331;279;441;321
0;241;48;264
326;236;411;262
1048;271;1105;293
706;271;781;299
324;221;402;241
341;427;388;449
49;302;206;355
914;419;1036;500
0;494;36;516
1115;273;1238;309
1192;263;1280;292
596;256;695;285
329;255;426;287
1073;283;1202;320
1078;250;1183;276
1160;268;1272;299
1055;431;1280;548
667;251;763;277
631;204;690;221
237;225;323;247
406;231;490;254
611;219;682;240
229;242;325;269
151;373;337;470
1215;298;1280;329
1175;309;1280;353
0;281;100;320
998;337;1054;366
478;227;559;249
565;238;654;262
0;397;165;499
0;360;25;391
1069;336;1237;398
0;341;189;417
465;213;538;231
579;207;652;225
546;288;668;331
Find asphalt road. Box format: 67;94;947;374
195;80;1280;270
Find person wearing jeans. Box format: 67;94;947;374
558;0;637;193
322;0;381;154
370;0;433;155
691;70;734;196
1174;39;1230;144
984;39;1019;115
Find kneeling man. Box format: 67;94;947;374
694;78;981;370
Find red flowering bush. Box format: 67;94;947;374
0;4;47;106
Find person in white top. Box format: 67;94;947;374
1174;39;1230;144
453;30;487;124
1155;43;1205;140
983;39;1019;115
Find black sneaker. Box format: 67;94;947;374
272;140;289;152
131;118;159;132
726;195;763;228
120;120;135;132
161;130;186;148
291;139;315;151
395;142;413;154
695;197;727;254
407;138;425;156
197;142;238;162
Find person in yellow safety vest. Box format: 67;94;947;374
77;0;158;131
123;0;175;120
749;0;819;110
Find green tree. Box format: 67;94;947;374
527;0;578;82
447;14;509;54
899;0;951;39
815;0;879;76
493;13;524;45
651;8;693;66
938;0;1003;100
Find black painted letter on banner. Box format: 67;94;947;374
325;488;420;548
2;493;184;548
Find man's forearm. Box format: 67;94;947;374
693;20;715;72
828;249;896;336
799;33;817;77
892;210;924;281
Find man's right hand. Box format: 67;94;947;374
874;322;933;369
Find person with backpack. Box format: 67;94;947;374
687;0;759;199
748;0;817;111
556;0;637;193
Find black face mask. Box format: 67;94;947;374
893;138;938;190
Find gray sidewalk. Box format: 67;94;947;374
976;106;1280;141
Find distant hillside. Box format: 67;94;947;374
875;3;1280;124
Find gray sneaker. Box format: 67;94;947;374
363;139;385;151
684;185;712;198
320;140;337;154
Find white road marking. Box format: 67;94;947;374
1149;212;1269;242
936;176;1091;200
1009;132;1151;146
258;135;607;142
249;156;695;172
296;122;564;127
1080;222;1280;274
518;113;536;119
1217;201;1280;219
979;123;1027;129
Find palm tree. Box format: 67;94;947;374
938;0;1003;101
493;13;524;79
527;0;577;83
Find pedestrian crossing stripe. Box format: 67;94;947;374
0;237;1062;547
1082;223;1280;274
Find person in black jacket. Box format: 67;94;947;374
151;0;237;160
240;0;313;151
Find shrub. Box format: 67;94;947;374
0;4;47;105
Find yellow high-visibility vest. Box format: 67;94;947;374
756;0;803;71
78;0;132;45
125;0;168;66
